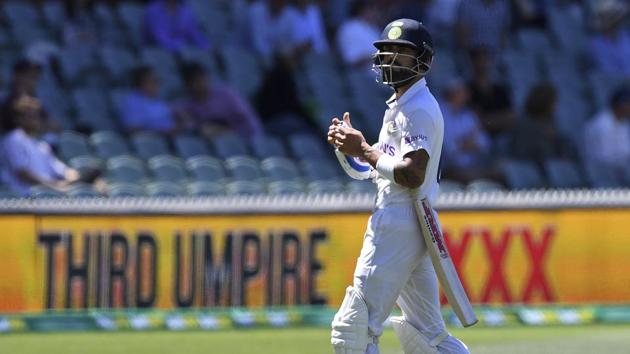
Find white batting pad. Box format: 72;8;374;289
331;286;371;354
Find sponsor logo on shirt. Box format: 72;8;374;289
404;134;428;144
378;142;396;156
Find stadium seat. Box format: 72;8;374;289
29;185;64;198
218;45;263;98
346;180;376;194
37;79;73;130
173;134;211;159
544;158;586;189
548;6;586;58
225;156;263;181
42;2;65;31
225;180;266;195
131;132;171;160
109;88;129;119
211;131;250;159
300;158;340;181
501;48;541;111
301;53;348;112
140;47;183;97
500;160;546;190
178;47;221;76
148;155;188;183
90;131;131;159
9;24;51;47
251;135;288;159
583;161;624;189
72;88;118;132
185;156;227;182
58;45;99;85
58;131;92;162
67;183;103;198
261;157;301;182
141;47;178;73
588;72;627;111
68;156;104;176
186;181;225;197
425;50;457;98
0;27;12;57
268;180;305;195
106;156;148;183
516;29;553;61
146;181;186;197
99;46;139;85
117;2;145;46
192;2;233;48
0;187;19;198
288;133;328;160
466;179;505;193
94;3;116;26
439;180;465;193
2;2;40;27
307;180;345;194
107;182;146;197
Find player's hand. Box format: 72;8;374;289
328;112;353;147
332;113;367;157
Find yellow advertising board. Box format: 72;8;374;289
0;209;629;313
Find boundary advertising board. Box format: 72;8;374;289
1;208;629;312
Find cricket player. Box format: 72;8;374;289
327;19;469;354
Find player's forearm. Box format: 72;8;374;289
394;162;425;189
372;150;427;189
360;142;382;168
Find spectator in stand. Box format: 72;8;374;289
467;46;516;139
335;0;381;71
1;59;58;136
426;0;461;50
248;0;296;68
249;0;312;128
118;66;181;134
456;0;511;57
175;62;264;140
583;85;630;183
144;0;209;53
386;0;431;23
63;0;99;47
588;0;630;77
0;96;89;196
289;0;329;55
509;83;577;169
511;0;548;30
440;78;498;184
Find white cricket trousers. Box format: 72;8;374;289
353;203;466;353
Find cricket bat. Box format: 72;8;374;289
412;197;478;327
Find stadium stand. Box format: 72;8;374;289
0;0;627;198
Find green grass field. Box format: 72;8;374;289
3;325;630;354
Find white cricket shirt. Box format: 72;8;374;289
372;78;444;209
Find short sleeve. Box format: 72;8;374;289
399;109;435;157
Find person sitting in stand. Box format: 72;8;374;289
174;62;264;140
118;66;182;135
1;96;99;196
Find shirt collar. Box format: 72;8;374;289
386;78;427;108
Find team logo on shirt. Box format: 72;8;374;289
387;121;398;135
